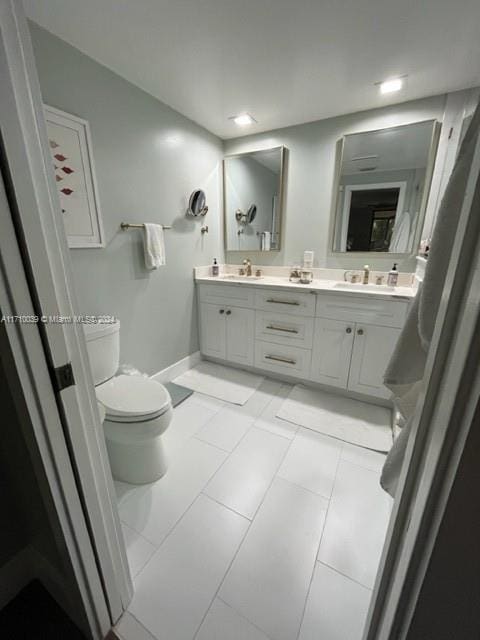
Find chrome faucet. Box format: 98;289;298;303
363;265;370;285
243;258;252;277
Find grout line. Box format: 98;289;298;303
200;492;252;522
315;560;374;592
294;446;343;640
123;611;160;640
218;597;277;640
193;416;295;640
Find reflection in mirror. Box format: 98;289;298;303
331;120;440;254
224;146;286;251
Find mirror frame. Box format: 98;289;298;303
327;119;442;258
223;145;287;253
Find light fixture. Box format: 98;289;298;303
379;78;404;94
230;113;256;126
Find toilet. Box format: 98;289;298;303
83;320;173;484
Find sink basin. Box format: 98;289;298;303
219;274;264;281
333;282;395;293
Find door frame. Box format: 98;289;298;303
3;2;480;639
0;0;132;633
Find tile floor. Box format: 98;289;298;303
115;375;393;640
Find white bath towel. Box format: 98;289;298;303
390;211;411;253
260;231;271;251
143;223;166;270
381;102;480;497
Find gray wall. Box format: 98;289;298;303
29;22;224;374
224;94;451;272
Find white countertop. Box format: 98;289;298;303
195;274;415;300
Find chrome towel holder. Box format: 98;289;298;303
120;222;172;230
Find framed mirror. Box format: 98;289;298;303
330;120;441;255
224;146;287;252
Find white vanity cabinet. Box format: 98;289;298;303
197;281;410;402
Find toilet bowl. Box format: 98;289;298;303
84;320;173;484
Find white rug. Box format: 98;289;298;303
173;362;264;405
276;385;393;452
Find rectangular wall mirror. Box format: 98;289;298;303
224;146;286;252
330;120;440;255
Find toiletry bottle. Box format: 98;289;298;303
387;263;398;286
212;258;219;277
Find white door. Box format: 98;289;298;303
200;303;226;359
348;324;401;399
226;307;255;366
310;317;354;388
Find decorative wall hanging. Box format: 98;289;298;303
44;105;105;248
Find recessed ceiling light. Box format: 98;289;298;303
230;113;256;126
379;78;404;94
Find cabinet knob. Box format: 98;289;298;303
357;328;364;335
346;327;352;334
226;309;232;315
219;309;225;314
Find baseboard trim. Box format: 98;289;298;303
151;351;201;384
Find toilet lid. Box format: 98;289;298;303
96;375;171;419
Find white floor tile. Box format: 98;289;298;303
196;598;271;640
195;406;254;452
204;427;291;519
278;428;342;498
122;523;156;578
116;612;156;640
298;563;371;640
235;378;284;418
220;478;328;640
162;397;219;460
318;460;392;588
191;392;226;413
130;494;249;640
254;384;298;440
120;438;227;545
341;442;387;474
114;480;151;508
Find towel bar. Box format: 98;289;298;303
120;222;172;230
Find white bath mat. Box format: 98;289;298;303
173;362;264;405
276;385;393;452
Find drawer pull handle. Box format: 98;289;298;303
346;327;352;334
226;309;232;315
219;309;225;314
266;298;300;306
357;328;364;335
265;354;297;365
266;325;299;334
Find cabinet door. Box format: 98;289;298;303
199;302;226;359
310;317;354;388
226;307;255;366
348;324;401;399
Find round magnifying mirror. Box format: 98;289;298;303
187;189;208;217
247;204;257;223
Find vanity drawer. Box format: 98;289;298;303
255;340;312;379
315;293;408;328
255;288;316;316
198;283;255;308
255;311;314;349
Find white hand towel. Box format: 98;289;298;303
261;231;271;251
143;223;166;270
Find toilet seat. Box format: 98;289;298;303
96;374;171;423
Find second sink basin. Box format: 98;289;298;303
334;282;395;293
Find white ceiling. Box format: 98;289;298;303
24;0;480;139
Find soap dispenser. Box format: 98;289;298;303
387;263;398;286
212;258;219;277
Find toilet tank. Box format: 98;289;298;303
83;320;120;385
